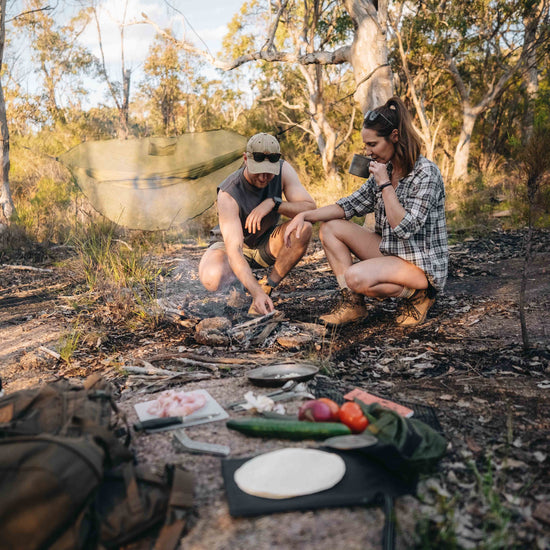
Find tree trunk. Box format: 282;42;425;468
0;0;14;231
522;3;542;141
452;107;477;182
519;222;532;350
117;68;131;139
299;64;344;193
344;0;394;111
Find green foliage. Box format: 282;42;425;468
139;32;185;135
469;458;513;549
446;173;509;234
58;324;82;364
316;6;353;46
415;493;459;549
2;0;547;244
415;456;515;550
69;222;163;330
12;0;98;126
222;0;260;58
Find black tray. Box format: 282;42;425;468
221;449;416;517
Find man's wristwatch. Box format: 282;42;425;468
272;196;282;212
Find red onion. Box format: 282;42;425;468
298;400;333;422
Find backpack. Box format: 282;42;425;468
0;375;194;550
96;463;194;549
0;434;104;550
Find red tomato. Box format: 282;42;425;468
339;402;368;433
317;398;340;421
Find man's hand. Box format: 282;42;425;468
250;290;275;316
284;212;306;247
245;199;275;234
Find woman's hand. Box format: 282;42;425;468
284;212;306;247
369;160;391;187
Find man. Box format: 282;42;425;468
199;133;316;316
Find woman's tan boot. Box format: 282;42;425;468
396;289;435;326
319;288;367;327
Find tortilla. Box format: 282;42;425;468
233;448;346;499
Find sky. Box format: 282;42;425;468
77;0;242;71
8;0;247;108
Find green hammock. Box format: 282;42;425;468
58;130;247;230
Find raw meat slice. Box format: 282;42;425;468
146;390;207;418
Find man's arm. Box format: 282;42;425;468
218;191;274;313
244;161;316;235
277;161;316;217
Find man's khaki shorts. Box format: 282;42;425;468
208;230;276;269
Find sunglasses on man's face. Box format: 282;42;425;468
364;110;394;128
248;152;281;163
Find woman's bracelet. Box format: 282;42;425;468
378;181;392;191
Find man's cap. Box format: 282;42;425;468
246;133;281;175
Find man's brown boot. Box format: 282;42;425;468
247;276;274;317
319;288;367;327
396;289;435;327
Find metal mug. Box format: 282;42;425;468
348;154;373;178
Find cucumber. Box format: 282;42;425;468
226;417;352;440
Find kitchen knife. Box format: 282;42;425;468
133;413;222;433
133;416;183;432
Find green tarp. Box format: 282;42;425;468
58;130;247;230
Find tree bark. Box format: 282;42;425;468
343;0;394;111
0;0;14;230
521;2;543;141
452;106;478;182
298;63;344;193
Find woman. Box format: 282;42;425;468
284;96;448;327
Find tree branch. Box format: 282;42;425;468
93;7;122;110
140;13;350;70
6;5;53;24
263;0;289;53
336;105;356;149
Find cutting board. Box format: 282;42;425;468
134;389;228;431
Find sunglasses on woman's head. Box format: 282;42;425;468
248;152;281;163
364;110;395;128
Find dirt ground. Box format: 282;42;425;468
1;229;549;549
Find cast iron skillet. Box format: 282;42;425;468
246;363;319;387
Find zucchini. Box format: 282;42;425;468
226;417;352;440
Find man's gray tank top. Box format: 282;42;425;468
217;161;283;248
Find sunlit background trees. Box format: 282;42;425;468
0;0;548;246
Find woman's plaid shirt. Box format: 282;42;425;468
336;155;448;291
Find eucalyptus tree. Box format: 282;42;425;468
0;0;14;230
141;0;396;191
398;0;549;182
89;0;132;139
222;0;360;191
140;32;184;135
193;79;247;131
12;0;96;126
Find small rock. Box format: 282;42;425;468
195;317;232;346
277;333;313;349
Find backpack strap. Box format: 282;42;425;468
83;374;131;447
153;467;194;550
69;416;134;466
122;462;146;517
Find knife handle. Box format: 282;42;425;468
133;416;183;432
